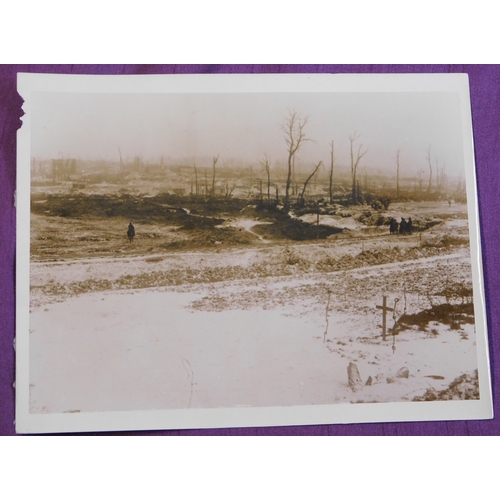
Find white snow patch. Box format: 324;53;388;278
299;214;362;230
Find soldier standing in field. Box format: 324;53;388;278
399;217;406;235
127;221;135;243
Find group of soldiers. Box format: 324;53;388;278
389;217;413;235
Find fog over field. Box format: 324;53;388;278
31;91;464;177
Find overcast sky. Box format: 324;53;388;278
31;90;465;178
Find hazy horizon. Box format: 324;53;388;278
30;91;466;179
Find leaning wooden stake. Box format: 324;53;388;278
323;291;331;343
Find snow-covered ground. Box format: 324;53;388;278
299;213;364;230
28;200;478;414
29;248;478;414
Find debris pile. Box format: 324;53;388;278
413;370;479;401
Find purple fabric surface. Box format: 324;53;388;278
0;64;498;435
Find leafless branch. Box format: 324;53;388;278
260;154;272;202
349;132;368;203
299;161;323;203
283;110;310;210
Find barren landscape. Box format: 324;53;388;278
29;189;478;413
26;89;480;416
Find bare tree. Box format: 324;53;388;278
283;111;309;211
193;164;199;195
118;147;124;171
435;156;439;195
260;154;272;203
329;140;335;203
426;146;433;195
52;158;76;181
212;155;219;197
133;155;142;172
349;132;368;203
454;170;466;203
439;162;447;194
299;161;323;205
395;148;401;199
416;168;424;195
225;182;236;198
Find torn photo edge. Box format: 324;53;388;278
15;72;493;434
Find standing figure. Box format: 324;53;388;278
407;217;413;235
399;217;406;235
127;221;135;243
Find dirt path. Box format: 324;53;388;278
30;223;468;292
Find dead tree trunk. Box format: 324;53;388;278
283;111;309;211
349;132;368;204
417;168;423;195
435;157;440;196
260;154;271;203
395;149;400;199
193;164;199;195
299;161;322;204
440;162;447;195
212;155;219;197
118;147;124;171
426;146;433;195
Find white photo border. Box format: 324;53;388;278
16;72;493;434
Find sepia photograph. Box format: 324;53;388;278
15;73;492;433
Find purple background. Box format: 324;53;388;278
1;64;498;436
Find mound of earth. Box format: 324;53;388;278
413;370;479;401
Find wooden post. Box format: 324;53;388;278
382;296;387;340
376;295;394;341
